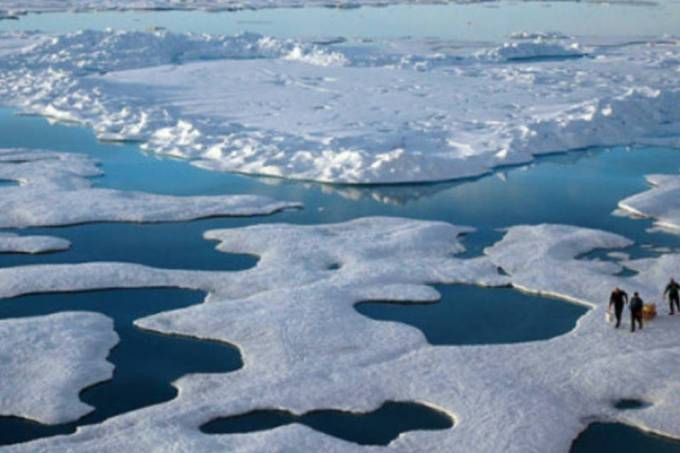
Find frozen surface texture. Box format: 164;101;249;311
1;30;679;183
0;312;117;424
0;232;70;253
0;148;298;227
1;219;680;452
618;173;680;232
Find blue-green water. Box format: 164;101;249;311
356;285;587;345
200;401;454;445
0;288;242;446
2;103;680;449
572;423;680;453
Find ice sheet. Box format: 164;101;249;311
1;221;679;452
1;30;678;183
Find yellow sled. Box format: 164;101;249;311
642;303;657;321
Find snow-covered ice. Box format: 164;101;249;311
0;232;70;254
0;312;117;424
1;219;680;451
1;29;678;183
618;173;680;233
0;148;299;227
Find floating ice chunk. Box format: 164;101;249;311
0;232;70;254
618;174;680;233
0;312;117;424
0;148;299;227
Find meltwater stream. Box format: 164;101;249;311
2;108;680;450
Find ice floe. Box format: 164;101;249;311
0;232;70;254
2;219;680;451
0;312;117;424
0;148;298;227
1;29;678;183
618;173;680;233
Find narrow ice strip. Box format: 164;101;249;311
618;174;680;232
0;232;70;254
2;30;678;183
0;148;299;227
0;312;117;425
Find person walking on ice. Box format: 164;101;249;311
609;287;628;328
630;292;644;332
664;278;680;315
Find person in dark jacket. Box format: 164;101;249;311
664;278;680;315
609;287;628;328
630;292;644;332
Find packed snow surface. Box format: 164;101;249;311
0;148;298;227
0;312;117;424
1;219;680;451
1;30;679;183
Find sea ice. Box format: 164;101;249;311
0;232;70;254
2;220;680;452
0;148;299;227
0;312;117;424
618;173;680;233
1;30;678;183
0;0;661;14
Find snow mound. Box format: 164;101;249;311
8;30;346;75
0;148;299;227
509;31;572;41
0;312;117;424
618;173;680;232
0;232;70;254
483;38;585;61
